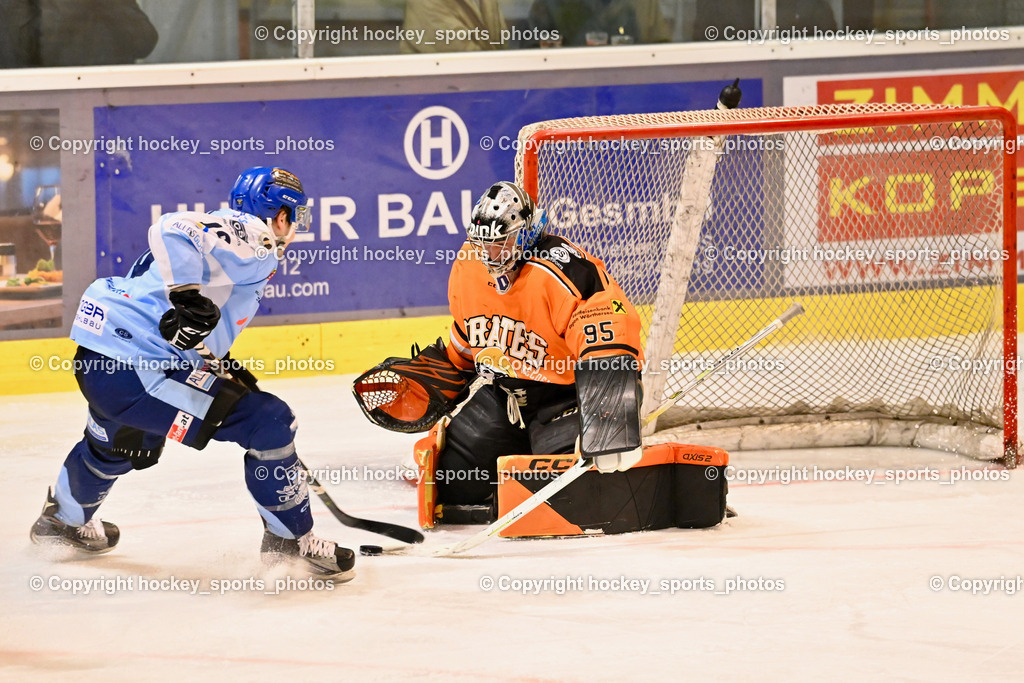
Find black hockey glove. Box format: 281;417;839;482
159;289;221;351
221;353;260;393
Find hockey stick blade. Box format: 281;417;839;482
306;479;425;544
194;343;424;545
643;302;805;427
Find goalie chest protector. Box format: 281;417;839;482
495;442;729;537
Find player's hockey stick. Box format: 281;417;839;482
303;478;424;545
431;302;805;557
194;343;425;544
643;302;805;427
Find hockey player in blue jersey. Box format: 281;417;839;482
30;166;354;580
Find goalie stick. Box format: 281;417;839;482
643;302;805;427
427;301;805;557
428;456;592;557
194;343;425;545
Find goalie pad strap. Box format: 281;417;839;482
574;355;642;458
413;420;446;528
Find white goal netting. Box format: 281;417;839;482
515;104;1017;464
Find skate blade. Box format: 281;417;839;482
322;569;356;584
30;531;116;555
262;554;356;583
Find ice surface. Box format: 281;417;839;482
1;372;1022;682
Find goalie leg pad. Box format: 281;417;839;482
496;443;728;537
413;421;444;529
413;422;500;527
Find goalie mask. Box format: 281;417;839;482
466;181;547;294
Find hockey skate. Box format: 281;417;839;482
30;488;120;554
260;529;355;582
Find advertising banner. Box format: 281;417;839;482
784;67;1022;282
94;79;763;317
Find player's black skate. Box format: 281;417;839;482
30;488;119;554
261;529;355;582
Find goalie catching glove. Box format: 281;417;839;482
352;338;471;433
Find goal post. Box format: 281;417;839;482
514;104;1019;467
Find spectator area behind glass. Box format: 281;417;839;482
1;1;1022;67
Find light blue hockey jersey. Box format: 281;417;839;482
70;209;280;367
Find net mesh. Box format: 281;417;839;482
515;104;1012;445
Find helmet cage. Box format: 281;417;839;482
467;222;525;276
466;182;543;278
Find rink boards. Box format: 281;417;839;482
1;284;1014;396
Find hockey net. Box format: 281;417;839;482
515;103;1018;466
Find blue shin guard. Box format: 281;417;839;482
244;449;313;539
53;438;133;526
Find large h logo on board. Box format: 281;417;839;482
404;106;469;180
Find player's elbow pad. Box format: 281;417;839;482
574;354;643;458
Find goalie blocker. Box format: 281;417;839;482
575;354;643;472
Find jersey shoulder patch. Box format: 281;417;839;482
167;218;205;250
527;234;605;300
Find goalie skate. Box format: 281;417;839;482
29;488;120;554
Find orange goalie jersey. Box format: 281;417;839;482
445;233;644;384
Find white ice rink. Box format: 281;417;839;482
1;373;1022;681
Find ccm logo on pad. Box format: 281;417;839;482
526;458;576;472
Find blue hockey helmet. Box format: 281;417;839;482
230;167;311;241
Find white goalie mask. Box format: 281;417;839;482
466;181;546;294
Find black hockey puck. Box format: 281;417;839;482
359;544;383;556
